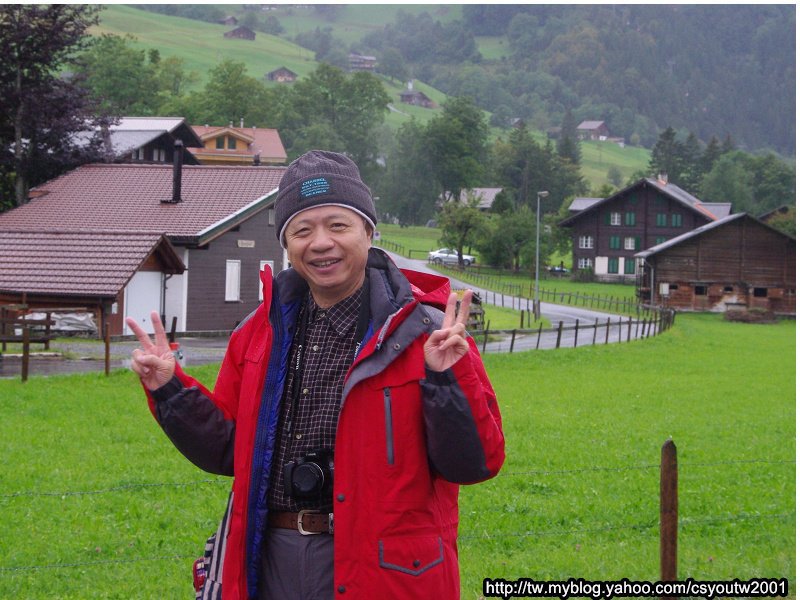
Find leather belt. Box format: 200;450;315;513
268;510;333;535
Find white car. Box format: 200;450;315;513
428;248;475;266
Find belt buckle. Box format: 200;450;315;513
297;509;321;536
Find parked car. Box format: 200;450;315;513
428;248;476;266
548;265;570;275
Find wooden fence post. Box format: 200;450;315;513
555;321;563;349
21;324;30;383
536;322;543;350
627;317;633;342
104;323;111;376
509;330;517;353
605;318;611;344
661;439;678;594
573;319;579;347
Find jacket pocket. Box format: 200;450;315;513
378;536;444;576
383;387;395;466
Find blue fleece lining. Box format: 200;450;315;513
245;294;300;598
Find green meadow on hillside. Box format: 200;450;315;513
0;314;793;597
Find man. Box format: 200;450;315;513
127;150;504;599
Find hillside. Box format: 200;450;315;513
193;4;794;156
94;5;650;188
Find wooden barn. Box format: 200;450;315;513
635;213;795;315
224;26;255;40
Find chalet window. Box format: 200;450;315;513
155;148;165;162
671;213;683;227
608;257;619;274
268;208;275;226
695;285;708;296
656;213;667;227
655;236;666;245
216;137;225;150
624;258;636;274
225;260;242;302
578;235;593;249
578;258;593;270
624;236;637;250
609;236;621;250
259;260;274;301
628;193;637;204
228;136;236;150
723;286;734;293
609;212;622;226
753;287;768;298
625;211;636;226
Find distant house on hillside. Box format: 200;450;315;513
0;162;287;334
219;15;238;26
560;175;731;283
189;123;287;166
224;26;255;40
399;88;435;109
266;66;297;83
577;120;611;140
348;53;377;72
636;213;795;315
446;188;504;211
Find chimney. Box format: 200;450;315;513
240;117;245;128
657;172;668;185
253;153;261;166
166;140;183;204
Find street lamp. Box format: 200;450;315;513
534;190;549;318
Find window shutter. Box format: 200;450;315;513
225;260;241;301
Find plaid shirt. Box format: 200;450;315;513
267;287;363;512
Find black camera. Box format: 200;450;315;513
282;448;334;499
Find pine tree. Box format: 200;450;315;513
557;108;582;165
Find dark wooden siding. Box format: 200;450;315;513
185;207;283;331
571;182;711;279
649;218;795;314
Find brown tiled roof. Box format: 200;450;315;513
0;230;184;298
0;163;285;243
189;125;288;164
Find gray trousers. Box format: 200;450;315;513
258;527;334;600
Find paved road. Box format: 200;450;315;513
0;255;661;379
386;252;658;352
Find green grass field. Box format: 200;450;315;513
0;314;793;597
581;140;651;189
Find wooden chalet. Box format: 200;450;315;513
348;53;377;72
224;26;256;40
399;90;435;109
560;176;731;283
189;123;287;166
266;67;297;83
577;120;611;140
0;161;286;335
635;213;795;315
75;117;204;165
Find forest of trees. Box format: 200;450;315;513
374;5;795;154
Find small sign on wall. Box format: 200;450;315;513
237;240;255;248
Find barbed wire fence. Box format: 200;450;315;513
0;449;793;574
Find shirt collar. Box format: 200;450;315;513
307;286;364;338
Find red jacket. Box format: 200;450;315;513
148;249;504;599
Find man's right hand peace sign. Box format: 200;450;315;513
126;311;176;391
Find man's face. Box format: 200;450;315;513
285;205;372;308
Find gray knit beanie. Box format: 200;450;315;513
275;150;377;246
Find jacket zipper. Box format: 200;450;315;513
383;387;395;466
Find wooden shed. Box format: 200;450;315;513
635;213;795;315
